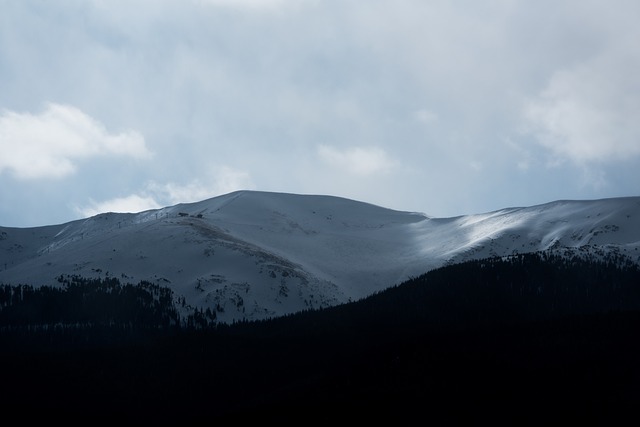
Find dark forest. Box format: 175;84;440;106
1;251;639;424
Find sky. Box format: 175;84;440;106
1;0;639;227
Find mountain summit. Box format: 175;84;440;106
1;190;639;323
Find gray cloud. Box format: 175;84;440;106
317;145;397;176
76;165;256;217
1;0;639;226
525;45;640;163
0;103;150;180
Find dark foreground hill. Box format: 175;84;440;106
1;251;640;424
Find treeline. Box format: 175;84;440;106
0;276;179;328
3;251;639;341
0;275;218;347
363;250;640;327
230;250;640;338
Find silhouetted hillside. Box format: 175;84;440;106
1;252;639;424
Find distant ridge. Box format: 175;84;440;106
2;191;639;323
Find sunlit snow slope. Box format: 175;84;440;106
1;191;639;323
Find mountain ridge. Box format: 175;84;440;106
1;190;639;323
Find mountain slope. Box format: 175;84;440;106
1;190;639;323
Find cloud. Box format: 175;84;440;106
317;145;397;176
524;46;640;164
0;103;151;180
195;0;291;7
2;1;640;228
194;0;326;12
147;166;256;205
413;109;438;124
76;165;255;218
78;195;162;217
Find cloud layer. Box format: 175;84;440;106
1;1;639;226
76;165;255;217
318;145;396;176
525;41;640;164
0;103;150;180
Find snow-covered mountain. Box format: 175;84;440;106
1;190;639;323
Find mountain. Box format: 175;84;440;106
1;190;639;323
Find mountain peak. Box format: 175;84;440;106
1;193;639;323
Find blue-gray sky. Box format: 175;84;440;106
1;0;639;227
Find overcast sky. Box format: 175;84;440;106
1;0;639;227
